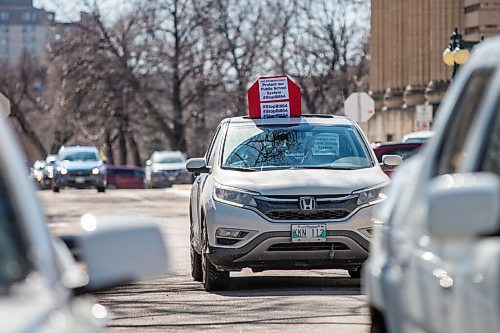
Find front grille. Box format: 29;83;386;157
267;242;349;252
68;170;91;177
266;210;350;220
255;194;358;221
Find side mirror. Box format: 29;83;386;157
78;216;168;291
186;158;210;174
381;155;403;170
428;173;500;237
146;160;152;166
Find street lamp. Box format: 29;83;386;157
443;27;483;78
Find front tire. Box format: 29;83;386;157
201;222;230;291
370;307;387;333
191;246;203;282
97;186;106;193
52;186;60;193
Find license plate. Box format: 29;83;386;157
75;177;85;183
291;224;327;242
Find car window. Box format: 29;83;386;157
205;125;223;167
59;151;99;162
433;69;495;176
0;173;31;292
222;124;372;170
481;106;500;176
153;155;185;164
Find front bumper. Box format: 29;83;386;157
205;199;376;271
54;174;106;188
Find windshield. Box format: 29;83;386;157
59;151;99;162
0;173;31;291
153;156;185;164
222;124;373;170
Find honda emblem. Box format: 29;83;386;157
299;197;316;211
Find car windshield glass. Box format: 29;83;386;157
154;156;184;164
60;151;99;162
0;172;31;291
222;124;373;170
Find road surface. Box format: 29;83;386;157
39;188;370;332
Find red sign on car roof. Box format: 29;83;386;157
247;76;301;118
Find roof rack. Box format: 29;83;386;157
241;114;335;119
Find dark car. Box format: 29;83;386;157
53;146;107;192
372;142;422;176
106;165;145;189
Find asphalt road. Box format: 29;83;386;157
38;188;370;333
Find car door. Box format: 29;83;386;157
191;124;225;251
399;67;497;333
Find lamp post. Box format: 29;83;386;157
443;27;483;79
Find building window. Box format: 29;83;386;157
465;26;481;35
0;12;9;22
1;47;9;55
0;25;8;33
47;12;55;22
0;36;8;45
464;4;481;14
22;12;31;22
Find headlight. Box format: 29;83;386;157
213;185;258;207
354;184;388;205
92;167;100;175
60;168;68;175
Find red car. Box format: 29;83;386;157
106;165;145;189
372;142;422;176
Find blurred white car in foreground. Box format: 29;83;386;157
0;103;168;332
364;37;500;333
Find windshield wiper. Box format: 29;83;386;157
223;167;258;172
293;166;359;170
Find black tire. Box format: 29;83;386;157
52;186;60;193
201;221;230;291
97;186;106;193
370;307;388;333
191;246;203;282
348;269;362;279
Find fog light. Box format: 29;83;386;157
60;168;68;175
358;227;373;238
216;228;249;239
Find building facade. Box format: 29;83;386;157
366;0;500;142
0;0;55;66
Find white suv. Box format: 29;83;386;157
363;38;500;333
187;115;390;291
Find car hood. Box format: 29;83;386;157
213;167;389;195
152;162;186;171
60;160;103;170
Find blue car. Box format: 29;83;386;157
53;146;107;193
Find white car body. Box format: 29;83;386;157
145;150;191;187
188;115;390;291
363;37;500;333
0;101;168;331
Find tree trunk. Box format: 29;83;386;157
129;134;142;166
9;104;47;158
119;128;128;165
105;131;114;165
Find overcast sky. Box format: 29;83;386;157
34;0;129;22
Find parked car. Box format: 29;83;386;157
187;114;390;291
41;154;58;188
401;130;433;143
372;142;422;176
53;146;107;193
0;100;168;332
32;159;46;188
363;37;500;333
144;150;191;188
106;165;145;189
